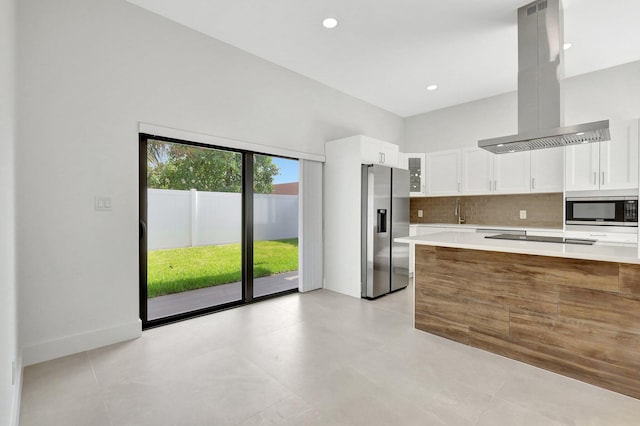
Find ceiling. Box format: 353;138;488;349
127;0;640;118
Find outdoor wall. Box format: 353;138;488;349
253;194;299;242
404;60;640;152
16;0;403;365
0;0;19;423
148;189;298;250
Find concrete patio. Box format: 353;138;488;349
147;271;299;320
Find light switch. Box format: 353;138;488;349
418;210;423;218
520;210;527;219
95;196;112;211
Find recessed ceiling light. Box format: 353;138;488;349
497;144;504;147
563;42;572;50
426;84;438;91
576;132;585;136
322;18;338;29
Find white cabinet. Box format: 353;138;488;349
565;119;639;191
600;120;639;190
360;136;400;167
426;150;461;195
565;143;599;191
493;151;531;194
565;230;638;244
530;147;564;193
405;153;426;196
462;148;493;194
461;147;562;195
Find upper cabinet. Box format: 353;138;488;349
530;147;564;193
410;119;637;197
566;119;639;191
459;147;562;195
360;136;400;167
426;150;461;195
600;120;639;190
493;151;532;194
404;153;426;196
462;148;493;194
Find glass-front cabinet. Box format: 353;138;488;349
405;153;426;196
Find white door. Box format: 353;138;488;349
565;143;600;191
426;150;461;195
600;120;639;190
530;147;564;193
493;151;531;194
462;147;493;194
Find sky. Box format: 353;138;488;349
272;157;299;184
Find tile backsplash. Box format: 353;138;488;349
410;193;563;228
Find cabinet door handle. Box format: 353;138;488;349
382;152;386;163
531;177;535;190
602;171;605;185
488;180;492;191
458;182;461;192
379;152;383;163
593;172;597;185
493;180;497;191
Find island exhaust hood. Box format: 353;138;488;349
478;0;610;154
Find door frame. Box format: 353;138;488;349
139;133;298;329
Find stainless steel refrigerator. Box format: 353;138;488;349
361;165;410;299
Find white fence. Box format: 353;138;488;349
148;189;298;250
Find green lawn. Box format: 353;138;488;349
147;238;298;298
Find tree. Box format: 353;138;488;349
147;141;279;194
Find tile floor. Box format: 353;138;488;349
20;283;640;425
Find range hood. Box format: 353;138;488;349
478;0;610;154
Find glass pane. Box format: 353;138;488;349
146;140;242;320
408;157;421;192
573;202;616;219
253;155;299;297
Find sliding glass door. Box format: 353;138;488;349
139;135;299;327
253;155;299;297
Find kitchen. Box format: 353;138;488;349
6;0;640;424
324;0;640;405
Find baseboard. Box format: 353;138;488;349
10;354;22;426
22;319;142;366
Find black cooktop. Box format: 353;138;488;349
484;234;596;245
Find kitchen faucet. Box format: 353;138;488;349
454;198;465;224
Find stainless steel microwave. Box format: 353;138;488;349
565;196;638;227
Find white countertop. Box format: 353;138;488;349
396;231;640;264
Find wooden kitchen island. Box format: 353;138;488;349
396;232;640;400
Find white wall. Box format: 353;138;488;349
0;0;19;423
404;60;640;152
16;0;403;365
